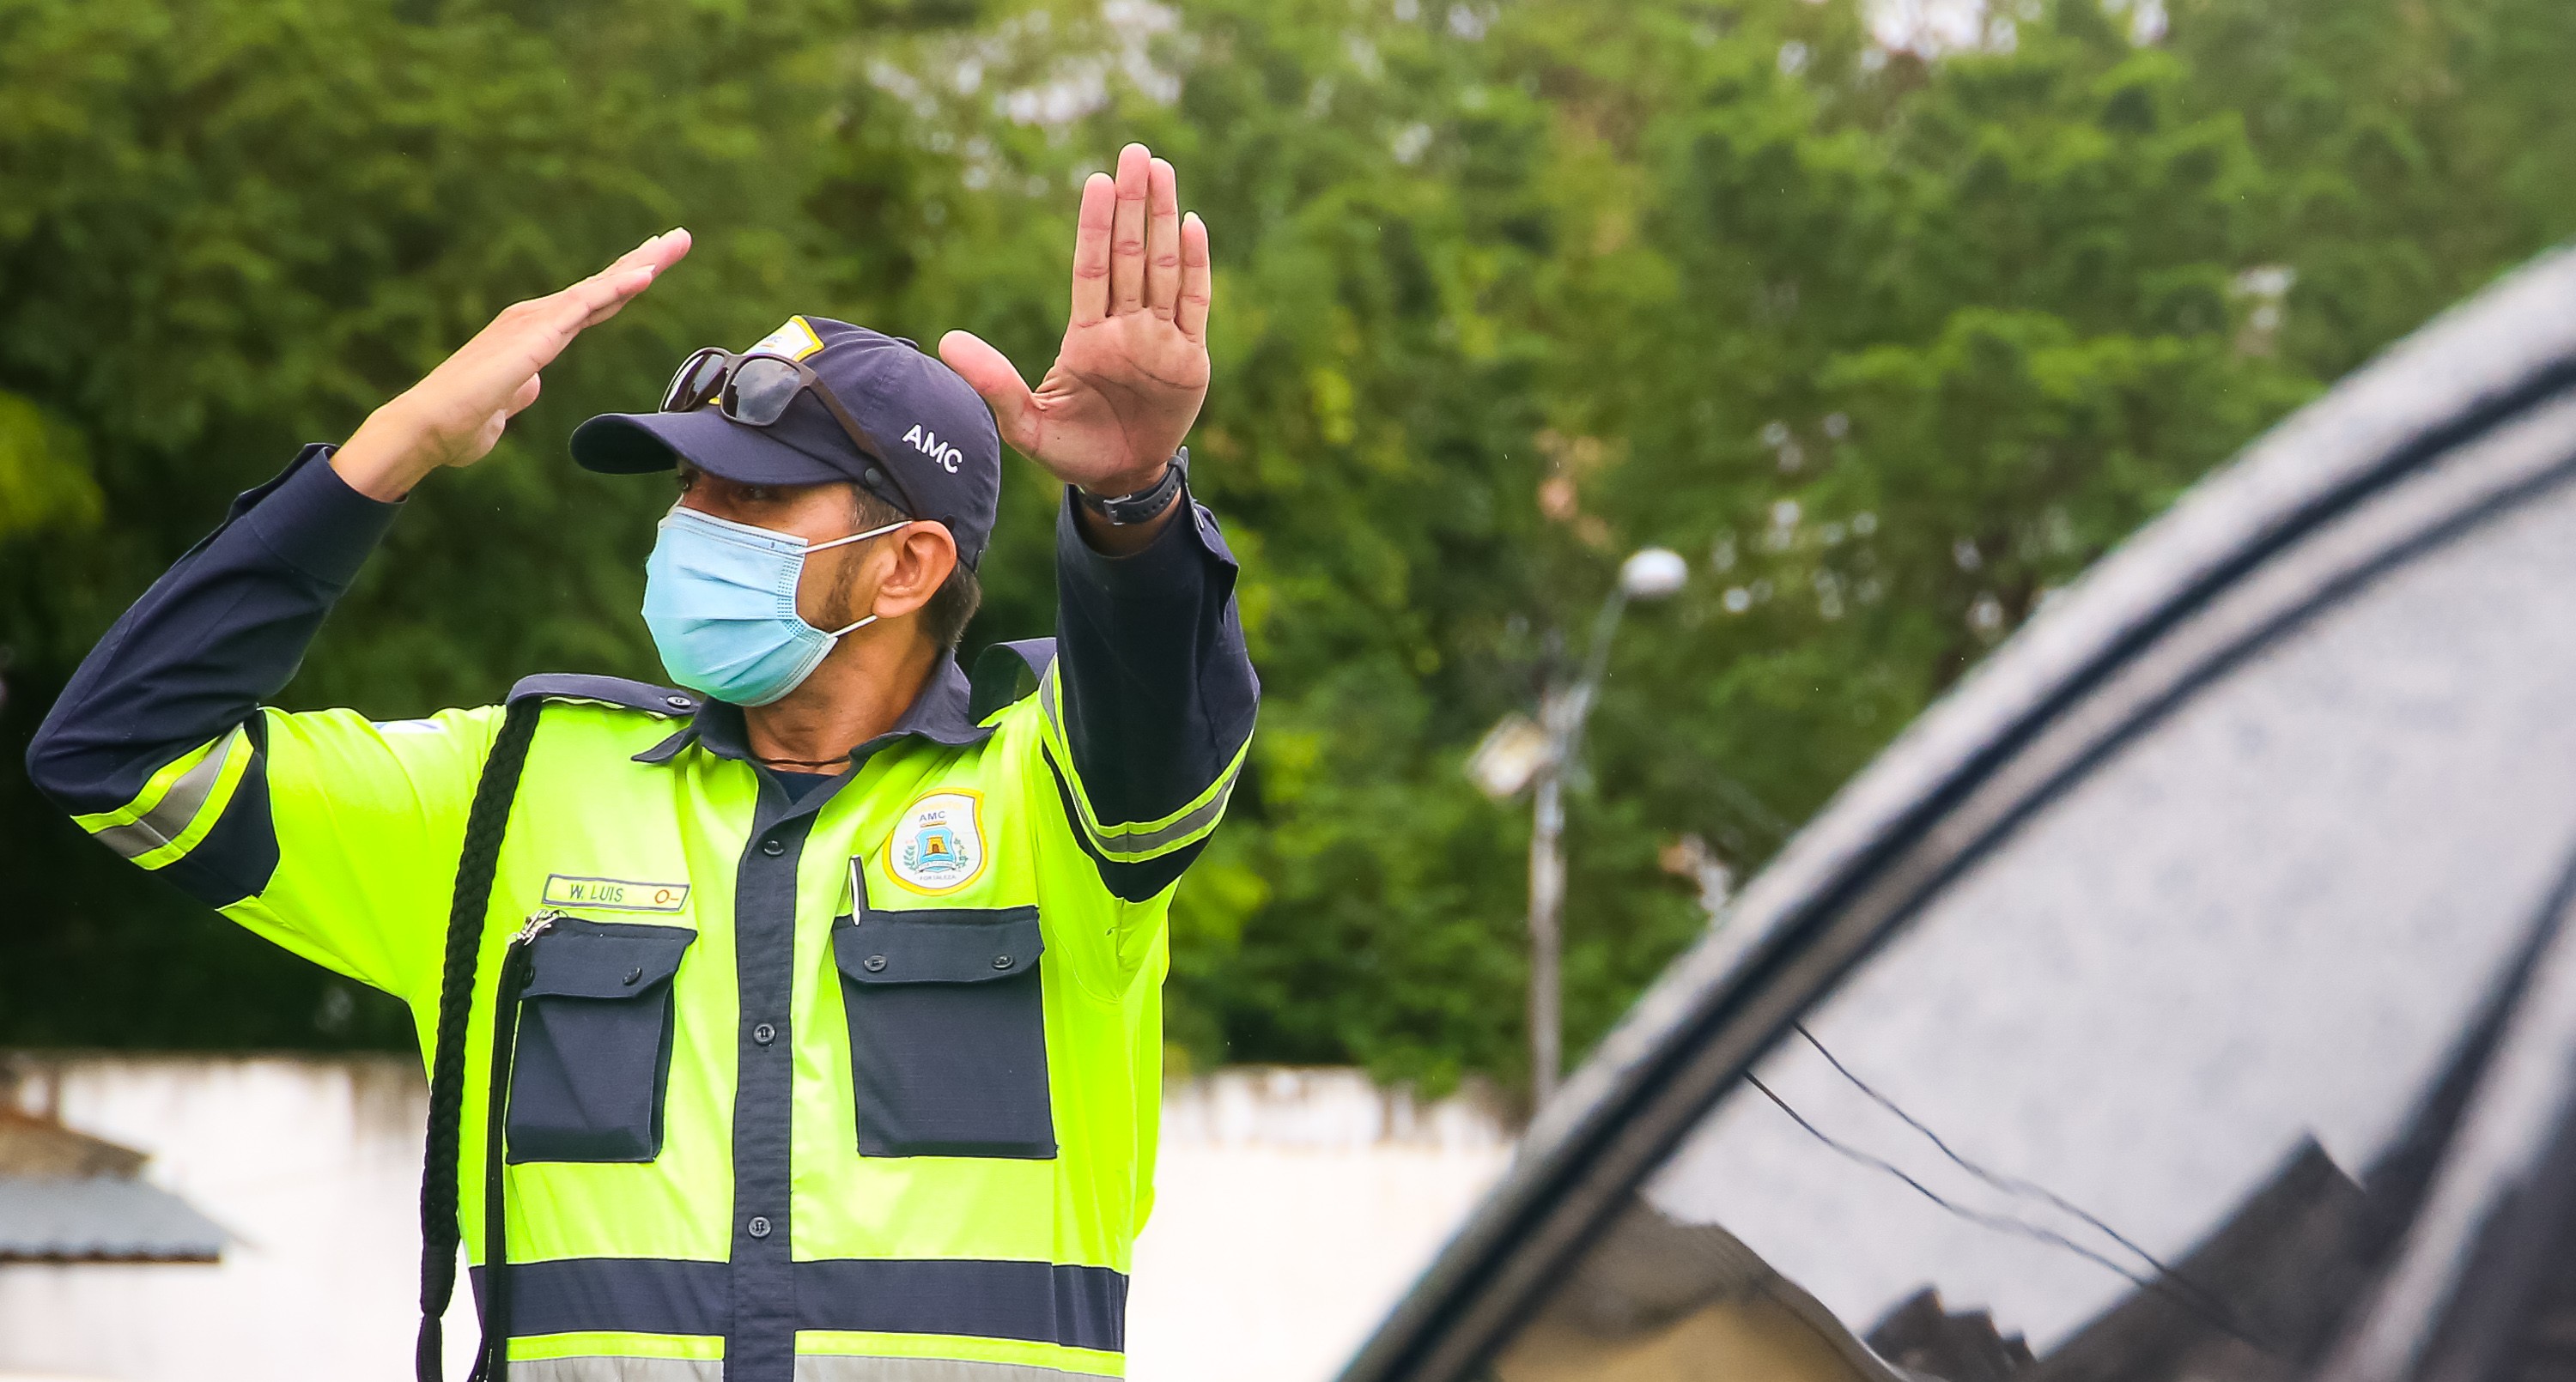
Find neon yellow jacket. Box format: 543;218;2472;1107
27;448;1259;1382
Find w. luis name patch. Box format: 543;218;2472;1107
544;874;691;912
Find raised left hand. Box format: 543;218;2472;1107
334;229;692;501
939;142;1212;496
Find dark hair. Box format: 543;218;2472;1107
848;487;981;649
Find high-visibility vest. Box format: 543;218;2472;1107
81;646;1236;1382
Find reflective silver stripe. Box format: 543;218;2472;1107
91;728;245;860
1036;660;1066;744
1072;751;1240;856
509;1359;722;1382
796;1357;1112;1382
1035;664;1242;858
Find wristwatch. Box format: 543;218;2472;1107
1074;448;1188;525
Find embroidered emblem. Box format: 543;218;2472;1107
890;791;986;895
543;874;691;912
747;315;827;361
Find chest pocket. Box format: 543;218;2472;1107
833;908;1056;1160
505;917;696;1164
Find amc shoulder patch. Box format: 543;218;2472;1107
889;790;987;895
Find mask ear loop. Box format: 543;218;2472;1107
806;518;911;552
807;518;911;639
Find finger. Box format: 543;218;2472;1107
585;228;691;325
1109;142;1151;313
1177;212;1213;342
1069;173;1115;325
577;230;685;305
598;232;665;279
449;276;635;404
1145;157;1182;318
938;330;1043;455
625;227;692;276
468;412;508;464
506;374;543;417
554;227;690;328
468;277;639;395
562;260;664;324
580;276;656;327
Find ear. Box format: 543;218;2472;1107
867;522;959;624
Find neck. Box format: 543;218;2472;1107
742;622;943;771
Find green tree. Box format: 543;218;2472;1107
4;0;2573;1093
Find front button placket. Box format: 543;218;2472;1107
727;795;816;1382
678;674;999;1380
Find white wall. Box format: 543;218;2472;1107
0;1056;480;1382
0;1056;1510;1382
1129;1068;1513;1382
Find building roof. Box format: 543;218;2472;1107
0;1106;225;1262
0;1106;147;1179
0;1176;227;1263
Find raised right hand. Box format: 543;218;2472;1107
332;230;692;501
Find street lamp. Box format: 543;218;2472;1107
1467;546;1687;1107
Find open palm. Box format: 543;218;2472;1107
940;142;1212;495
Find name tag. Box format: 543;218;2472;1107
544;874;691;912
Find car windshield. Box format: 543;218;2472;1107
1483;437;2576;1379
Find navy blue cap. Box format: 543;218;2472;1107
571;316;1002;567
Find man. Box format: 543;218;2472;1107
26;142;1255;1382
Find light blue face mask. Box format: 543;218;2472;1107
641;506;908;706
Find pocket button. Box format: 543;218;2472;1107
863;955;888;973
993;955;1014;970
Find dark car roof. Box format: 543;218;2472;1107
1340;248;2576;1382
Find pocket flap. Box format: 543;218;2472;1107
835;907;1043;985
523;918;697;1000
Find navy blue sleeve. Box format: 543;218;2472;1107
24;445;398;902
1048;483;1260;901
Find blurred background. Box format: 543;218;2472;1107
3;0;2573;1377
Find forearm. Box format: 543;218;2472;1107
25;446;398;815
1050;483;1258;894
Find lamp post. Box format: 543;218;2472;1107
1474;547;1686;1109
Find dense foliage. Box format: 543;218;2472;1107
3;0;2571;1091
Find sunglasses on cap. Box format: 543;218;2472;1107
660;348;923;519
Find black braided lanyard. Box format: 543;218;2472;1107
477;918;548;1381
418;698;545;1382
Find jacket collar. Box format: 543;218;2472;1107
632;658;993;769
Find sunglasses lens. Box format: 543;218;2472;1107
662;350;728;413
725;357;803;426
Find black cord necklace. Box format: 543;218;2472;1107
757;750;854;770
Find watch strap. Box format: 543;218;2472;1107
1076;448;1188;525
